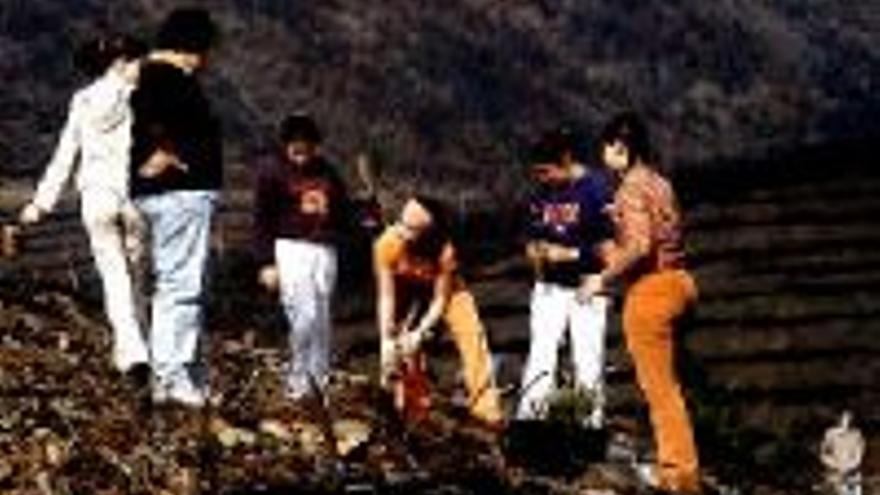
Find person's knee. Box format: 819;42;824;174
155;273;204;304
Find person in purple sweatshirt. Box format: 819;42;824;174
516;128;614;428
254;114;353;400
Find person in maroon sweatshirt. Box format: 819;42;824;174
254;114;353;400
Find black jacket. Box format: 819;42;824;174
129;61;222;196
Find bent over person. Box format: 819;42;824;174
19;33;148;375
373;196;502;427
583;112;701;494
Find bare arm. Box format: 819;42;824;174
376;265;397;340
412;266;453;339
412;243;458;338
375;259;398;388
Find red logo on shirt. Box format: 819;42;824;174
542;203;580;227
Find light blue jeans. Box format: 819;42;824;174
136;190;217;386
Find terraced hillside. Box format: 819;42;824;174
680;148;879;459
2;143;879;485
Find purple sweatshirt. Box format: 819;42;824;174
253;154;353;265
526;169;614;287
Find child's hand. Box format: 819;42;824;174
526;241;545;261
397;329;427;358
258;265;279;292
19;203;44;225
138;149;187;178
577;274;604;304
526;242;546;277
543;243;576;263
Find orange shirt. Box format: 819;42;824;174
605;165;686;280
373;225;459;286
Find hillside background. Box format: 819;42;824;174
1;0;879;192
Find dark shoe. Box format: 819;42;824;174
122;363;152;414
123;362;151;391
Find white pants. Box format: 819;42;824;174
516;281;609;425
275;239;338;399
80;189;148;372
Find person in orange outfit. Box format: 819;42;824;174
581;113;701;494
373;195;503;427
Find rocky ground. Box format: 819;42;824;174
2;282;876;495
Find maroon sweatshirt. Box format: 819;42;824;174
253;154;353;265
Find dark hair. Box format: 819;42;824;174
73;33;147;78
407;195;452;262
155;8;218;53
279;113;322;144
598;112;656;166
529;127;574;165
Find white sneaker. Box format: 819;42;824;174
153;377;206;408
634;462;660;489
582;408;605;430
113;346;149;374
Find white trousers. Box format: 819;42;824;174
516;281;609;425
80;189;148;372
275;239;338;399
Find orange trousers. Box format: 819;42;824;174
396;289;503;426
623;269;700;493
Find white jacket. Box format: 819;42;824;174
32;71;134;211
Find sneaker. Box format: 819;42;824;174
123;363;151;391
113;341;149;375
153;376;206;408
636;465;703;495
581;408;605;430
635;462;660;488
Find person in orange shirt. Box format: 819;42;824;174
581;113;701;494
373;196;502;428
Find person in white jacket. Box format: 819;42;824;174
19;33;149;376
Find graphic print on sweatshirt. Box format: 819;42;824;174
290;178;332;218
537;202;581;237
527;172;614;286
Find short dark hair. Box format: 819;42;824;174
408;195;452;262
529;127;574;165
155;8;218;53
279;114;322;144
598;112;655;166
74;33;147;78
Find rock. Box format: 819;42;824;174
56;332;69;352
332;371;370;386
211;418;256;449
332;419;371;457
290;421;324;457
44;439;67;467
259;419;294;443
0;459;13;483
167;466;198;495
34;470;53;495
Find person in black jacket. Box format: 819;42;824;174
129;8;221;407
